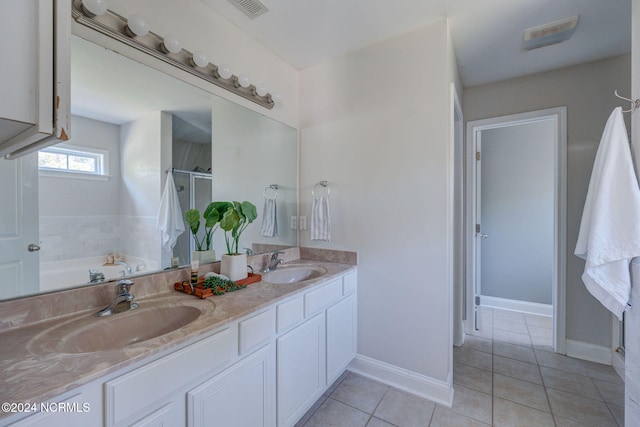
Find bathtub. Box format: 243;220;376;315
40;255;159;293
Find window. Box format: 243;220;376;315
38;144;109;179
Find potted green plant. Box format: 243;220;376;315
184;202;229;265
218;201;258;281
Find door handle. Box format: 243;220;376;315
28;244;41;252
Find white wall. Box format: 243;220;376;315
39;115;121;262
300;20;459;400
211;98;298;256
464;54;631;348
105;0;299;129
120;112;165;265
480;122;555;305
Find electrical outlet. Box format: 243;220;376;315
300;216;307;230
290;216;297;230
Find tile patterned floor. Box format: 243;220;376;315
296;307;624;426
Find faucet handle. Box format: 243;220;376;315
271;251;284;260
118;279;134;294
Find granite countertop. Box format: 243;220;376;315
0;258;356;416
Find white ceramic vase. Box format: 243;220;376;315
192;250;216;265
220;253;248;281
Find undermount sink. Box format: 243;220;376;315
28;299;212;354
262;265;327;284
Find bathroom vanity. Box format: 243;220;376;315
0;257;357;427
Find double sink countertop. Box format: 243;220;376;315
0;251;356;416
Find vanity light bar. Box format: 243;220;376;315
71;0;275;109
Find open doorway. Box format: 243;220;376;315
465;107;567;353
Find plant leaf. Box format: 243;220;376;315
203;205;220;228
185;209;201;234
219;208;240;231
241;201;257;223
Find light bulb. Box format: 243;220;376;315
192;50;209;68
272;94;282;104
162;34;181;54
238;74;251;88
217;64;232;79
255;84;268;97
82;0;108;16
126;14;149;37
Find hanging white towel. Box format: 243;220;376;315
310;196;331;241
260;198;278;237
156;171;185;251
575;107;640;320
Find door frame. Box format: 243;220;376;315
464;107;567;353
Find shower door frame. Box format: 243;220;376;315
173;169;213;262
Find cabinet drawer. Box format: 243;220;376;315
106;328;234;426
343;272;357;295
277;296;304;333
239;309;275;355
304;279;342;317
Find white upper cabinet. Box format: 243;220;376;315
0;0;70;159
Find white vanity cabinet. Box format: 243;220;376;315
276;271;358;427
6;381;102;427
105;326;237;427
4;267;357;427
326;293;357;384
187;345;274;427
0;0;70;157
276;313;326;427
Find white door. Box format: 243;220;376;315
477;121;556;319
0;154;39;298
466;107;566;351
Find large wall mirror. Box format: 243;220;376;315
0;34;298;301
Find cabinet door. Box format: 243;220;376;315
276;313;325;427
6;381;102;427
187;345;274;427
129;401;182;427
326;294;357;384
0;0;70;157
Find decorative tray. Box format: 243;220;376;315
174;273;262;299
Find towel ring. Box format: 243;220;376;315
263;184;278;200
312;181;330;198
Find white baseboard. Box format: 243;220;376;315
480;295;552;317
565;339;612;365
612;349;625;381
347;354;453;407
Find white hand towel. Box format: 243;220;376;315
310;196;331;241
156;171;185;251
260;198;278;237
575;107;640;320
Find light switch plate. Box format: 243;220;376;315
290;216;297;230
300;216;307;230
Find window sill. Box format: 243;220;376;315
38;170;111;181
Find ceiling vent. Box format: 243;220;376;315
522;15;579;51
227;0;269;19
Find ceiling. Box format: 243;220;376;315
201;0;631;87
71;35;213;142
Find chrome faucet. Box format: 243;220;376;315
96;279;139;317
115;261;132;276
262;251;284;273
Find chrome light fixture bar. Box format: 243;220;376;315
72;0;274;109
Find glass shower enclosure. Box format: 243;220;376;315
172;169;213;266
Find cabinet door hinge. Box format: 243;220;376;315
476;151;481;161
475;296;480;306
476;224;481;233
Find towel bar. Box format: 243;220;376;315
263;184;278;200
312;181;330;197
